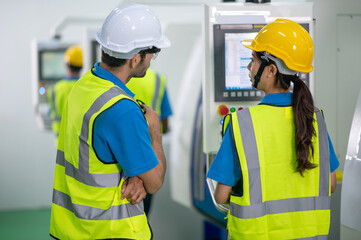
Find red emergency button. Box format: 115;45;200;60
238;107;243;111
218;105;229;115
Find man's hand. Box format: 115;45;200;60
121;176;147;205
141;104;161;140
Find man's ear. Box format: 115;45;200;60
267;63;278;78
130;54;141;68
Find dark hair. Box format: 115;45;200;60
101;50;127;67
67;64;82;73
138;51;147;61
256;52;317;176
292;77;317;176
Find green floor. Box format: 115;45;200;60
0;208;52;240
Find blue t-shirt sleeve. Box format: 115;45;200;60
160;89;172;119
328;133;340;172
93;100;159;177
206;125;241;187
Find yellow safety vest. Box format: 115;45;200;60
50;70;151;240
227;105;330;240
47;79;77;142
126;68;166;116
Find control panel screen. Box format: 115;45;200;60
39;49;67;81
225;32;258;91
214;24;264;102
213;23;310;102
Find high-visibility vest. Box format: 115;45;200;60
227;105;331;240
47;79;77;140
50;70;151;240
126;68;166;116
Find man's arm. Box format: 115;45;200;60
137;104;166;194
161;118;169;134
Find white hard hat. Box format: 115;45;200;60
96;3;171;59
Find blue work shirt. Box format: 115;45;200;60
207;92;340;187
92;62;158;177
160;89;172;119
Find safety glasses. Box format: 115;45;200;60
140;47;161;60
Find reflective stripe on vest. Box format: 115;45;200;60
53;86;144;220
51;71;151;239
151;73;161;111
52;189;144;220
230;108;330;219
227;106;330;239
55;86;132;188
51;88;61;121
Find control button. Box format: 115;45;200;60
244;92;249;97
223;92;229;97
231;92;236;97
238;107;243;111
217;105;229;115
220;119;224;125
237;92;242;97
230;107;236;113
256;91;262;96
250;91;255;97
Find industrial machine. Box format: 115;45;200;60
201;1;314;214
340;88;361;238
30;1;321;236
31;16;103;131
31;40;75;130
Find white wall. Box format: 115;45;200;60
1;0;361;239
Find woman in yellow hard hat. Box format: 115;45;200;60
207;19;339;239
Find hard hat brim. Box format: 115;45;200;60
156;35;171;49
242;39;254;50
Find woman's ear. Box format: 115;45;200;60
267;63;278;78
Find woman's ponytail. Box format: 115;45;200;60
292;78;317;176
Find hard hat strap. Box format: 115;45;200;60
253;58;268;89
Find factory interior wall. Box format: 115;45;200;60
0;0;360;239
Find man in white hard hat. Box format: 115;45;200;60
49;4;170;239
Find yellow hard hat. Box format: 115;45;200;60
242;19;314;73
64;45;83;67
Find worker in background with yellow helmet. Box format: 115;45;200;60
47;45;83;144
207;19;339;239
50;3;170;239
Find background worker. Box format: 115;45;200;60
127;68;173;216
127;68;173;134
47;45;83;144
50;4;170;240
207;19;339;239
